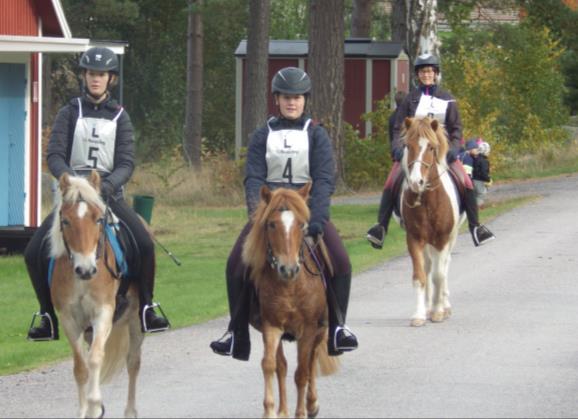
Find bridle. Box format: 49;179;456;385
404;143;448;208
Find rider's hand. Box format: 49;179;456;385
306;222;323;240
446;149;459;164
393;147;404;162
100;180;115;201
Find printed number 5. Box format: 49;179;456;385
88;147;99;169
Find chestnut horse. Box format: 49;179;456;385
399;117;465;327
242;184;339;419
49;171;144;418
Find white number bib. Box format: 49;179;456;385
70;98;123;174
266;118;312;184
415;94;454;123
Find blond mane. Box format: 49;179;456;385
403;117;449;165
49;175;106;258
242;187;310;273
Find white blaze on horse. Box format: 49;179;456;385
49;171;144;418
399;117;466;327
243;184;339;419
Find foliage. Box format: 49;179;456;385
343;98;393;189
443;23;569;170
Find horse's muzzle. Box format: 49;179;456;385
278;264;301;280
75;266;97;280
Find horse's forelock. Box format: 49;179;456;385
405;118;449;165
49;176;105;258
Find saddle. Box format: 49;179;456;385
392;166;466;221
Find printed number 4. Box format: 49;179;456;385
282;158;293;183
88;147;99;169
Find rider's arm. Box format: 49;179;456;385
102;110;135;194
47;104;76;179
244;125;269;217
308;125;335;229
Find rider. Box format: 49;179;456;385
366;53;495;249
210;67;359;360
25;47;170;341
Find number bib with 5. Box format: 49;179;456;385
70;97;124;174
265;118;312;184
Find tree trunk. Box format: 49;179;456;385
242;0;270;147
308;0;345;184
351;0;372;38
391;0;440;87
184;0;204;169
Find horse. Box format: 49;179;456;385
49;171;144;418
242;184;340;419
399;116;466;327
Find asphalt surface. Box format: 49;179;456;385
2;174;578;418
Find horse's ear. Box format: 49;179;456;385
260;185;272;204
298;182;312;200
430;119;439;132
59;173;71;194
88;170;101;191
404;117;413;130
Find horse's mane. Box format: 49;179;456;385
403;117;449;165
49;176;106;258
242;187;310;272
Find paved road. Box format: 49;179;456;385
2;174;578;418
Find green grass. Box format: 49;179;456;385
0;196;535;376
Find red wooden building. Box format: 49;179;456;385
0;0;125;251
234;38;409;158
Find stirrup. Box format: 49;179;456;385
472;225;495;247
27;312;56;341
333;325;358;352
142;303;170;333
210;331;234;356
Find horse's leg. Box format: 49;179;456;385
275;342;289;418
424;247;433;320
441;246;453;319
262;325;283;419
86;308;114;419
306;333;323;419
408;238;427;327
429;248;446;322
61;316;89;418
124;310;144;418
295;332;316;419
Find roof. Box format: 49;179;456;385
0;35;127;54
235;38;404;59
37;0;72;38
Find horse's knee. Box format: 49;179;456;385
262;357;276;374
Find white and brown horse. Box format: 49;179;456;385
49;171;144;418
400;117;465;327
243;184;339;419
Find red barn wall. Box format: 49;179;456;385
0;0;38;36
344;59;366;136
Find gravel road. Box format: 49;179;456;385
2;173;578;418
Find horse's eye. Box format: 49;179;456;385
96;217;105;225
61;219;70;227
268;221;276;229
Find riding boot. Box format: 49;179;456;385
366;189;394;249
25;247;59;341
464;188;495;247
210;275;251;361
139;268;170;333
327;273;358;356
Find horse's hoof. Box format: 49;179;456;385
410;318;426;327
99;404;105;419
308;403;320;418
430;311;445;323
444;308;452;319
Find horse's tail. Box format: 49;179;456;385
316;334;340;376
100;322;130;384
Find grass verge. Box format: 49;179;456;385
0;196;535;376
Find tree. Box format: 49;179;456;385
242;0;270;147
184;0;204;168
390;0;440;85
351;0;372;37
308;0;346;181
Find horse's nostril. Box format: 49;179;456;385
75;266;82;276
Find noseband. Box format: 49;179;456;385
405;144;447;207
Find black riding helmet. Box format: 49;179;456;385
79;47;119;74
414;53;440;74
271;67;311;95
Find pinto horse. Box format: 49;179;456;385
49;171;144;418
399;117;466;327
242;184;339;419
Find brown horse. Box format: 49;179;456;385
242;184;339;419
400;117;466;327
49;171;144;418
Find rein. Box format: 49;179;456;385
404;148;448;208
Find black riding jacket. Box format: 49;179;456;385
47;94;135;200
244;115;335;228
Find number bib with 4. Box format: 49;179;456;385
266;118;312;184
70;98;123;174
